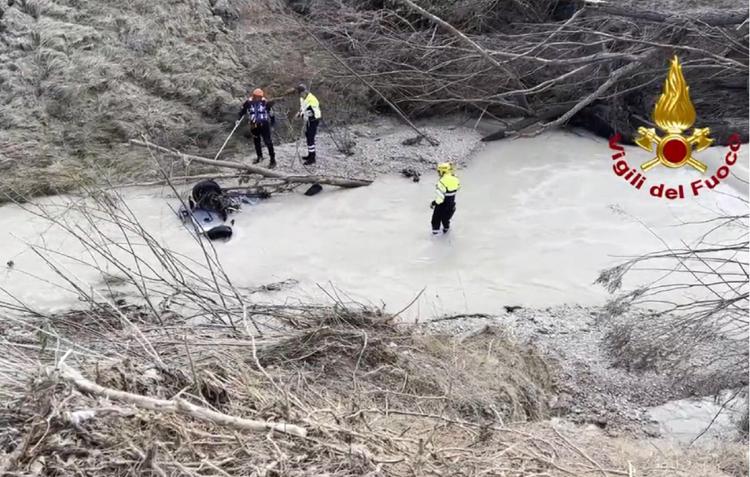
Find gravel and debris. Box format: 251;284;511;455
231;117;484;179
420;304;698;437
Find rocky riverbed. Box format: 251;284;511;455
421;304;746;444
229;116;484;179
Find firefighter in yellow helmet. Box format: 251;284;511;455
430;162;460;235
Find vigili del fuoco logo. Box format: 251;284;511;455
608;56;741;199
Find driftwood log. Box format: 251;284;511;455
129;139;372;188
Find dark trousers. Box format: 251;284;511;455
431;203;456;232
305;118;319;155
251;122;274;159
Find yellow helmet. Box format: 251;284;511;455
437;162;452;175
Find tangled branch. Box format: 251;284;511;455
301;0;748;141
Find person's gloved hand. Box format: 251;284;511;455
430;201;436;209
235;119;241;126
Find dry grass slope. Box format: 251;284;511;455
0;0;344;201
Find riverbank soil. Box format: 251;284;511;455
0;0;358;202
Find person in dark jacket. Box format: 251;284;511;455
237;88;276;168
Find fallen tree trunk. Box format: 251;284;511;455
530;51;656;136
481;106;571;142
129;139;372;188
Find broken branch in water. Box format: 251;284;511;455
109;174;240;189
129;139;373;189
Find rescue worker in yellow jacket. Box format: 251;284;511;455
296;83;322;165
430;162;460;235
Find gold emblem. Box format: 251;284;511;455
636;56;712;173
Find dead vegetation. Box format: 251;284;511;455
596;193;749;443
1;301;557;476
596;206;748;393
5;304;746;476
302;0;748;142
2;0;746;201
3;305;745;476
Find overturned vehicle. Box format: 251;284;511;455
178;179;268;240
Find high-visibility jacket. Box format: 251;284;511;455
434;173;460;205
299;92;322;120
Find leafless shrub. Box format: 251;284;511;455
596;205;748;397
322;86;364;156
327;122;357;155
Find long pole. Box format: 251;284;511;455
214;118;243;161
130;139;373;188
